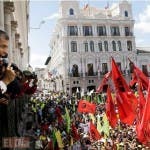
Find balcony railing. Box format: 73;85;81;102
68;72;98;77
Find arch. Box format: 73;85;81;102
71;64;79;77
112;41;116;51
69;8;74;15
84;41;88;52
104;41;108;51
98;41;103;51
71;41;77;52
117;41;122;51
124;11;128;17
90;41;94;52
127;41;132;51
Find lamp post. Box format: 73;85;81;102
30;20;45;29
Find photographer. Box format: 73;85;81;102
20;70;38;96
0;30;16;104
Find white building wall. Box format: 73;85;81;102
0;1;29;70
48;0;149;94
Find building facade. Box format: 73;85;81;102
47;0;150;94
0;0;29;70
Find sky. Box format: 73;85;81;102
29;0;150;69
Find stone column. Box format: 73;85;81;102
11;21;18;63
4;2;14;62
15;33;20;67
0;1;4;30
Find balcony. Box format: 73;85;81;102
85;72;98;77
125;32;133;36
68;72;98;77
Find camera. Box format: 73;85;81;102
0;57;8;67
30;72;37;79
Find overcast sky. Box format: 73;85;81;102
29;0;150;69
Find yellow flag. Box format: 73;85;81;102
102;113;110;137
89;113;96;124
97;117;102;134
55;130;64;148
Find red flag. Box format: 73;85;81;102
77;100;96;114
90;121;101;141
137;80;150;145
71;123;80;141
111;58;137;125
106;87;117;128
96;71;111;93
55;107;63;124
128;59;148;90
137;79;146;119
134;66;149;90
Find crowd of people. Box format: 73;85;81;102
19;90;149;150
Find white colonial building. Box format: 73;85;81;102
0;0;29;70
47;0;150;94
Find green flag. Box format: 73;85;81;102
64;107;71;133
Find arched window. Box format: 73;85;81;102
127;41;132;51
90;41;94;52
125;11;128;17
84;42;88;52
112;41;116;51
72;64;79;77
87;63;94;76
98;42;103;51
118;41;122;51
104;41;108;51
69;8;74;15
71;41;77;52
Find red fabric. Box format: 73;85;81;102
134;66;149;90
139;80;150;144
55;107;63;124
18;81;37;96
111;58;138;125
129;59;148;90
137;80;146;119
71;124;80;141
96;71;111;93
129;72;137;87
106;87;117;128
77;100;96;114
90;121;101;141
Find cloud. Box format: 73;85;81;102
30;53;47;69
134;5;150;33
43;13;59;20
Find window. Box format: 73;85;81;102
111;26;120;36
83;26;93;36
124;27;130;36
98;42;103;51
104;41;108;51
68;26;78;36
127;41;132;51
84;42;88;52
71;41;77;52
69;8;74;15
117;41;122;51
117;62;121;71
97;26;106;36
72;64;79;77
87;63;94;76
124;11;128;17
102;63;108;74
112;41;116;51
90;41;94;52
142;65;148;76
